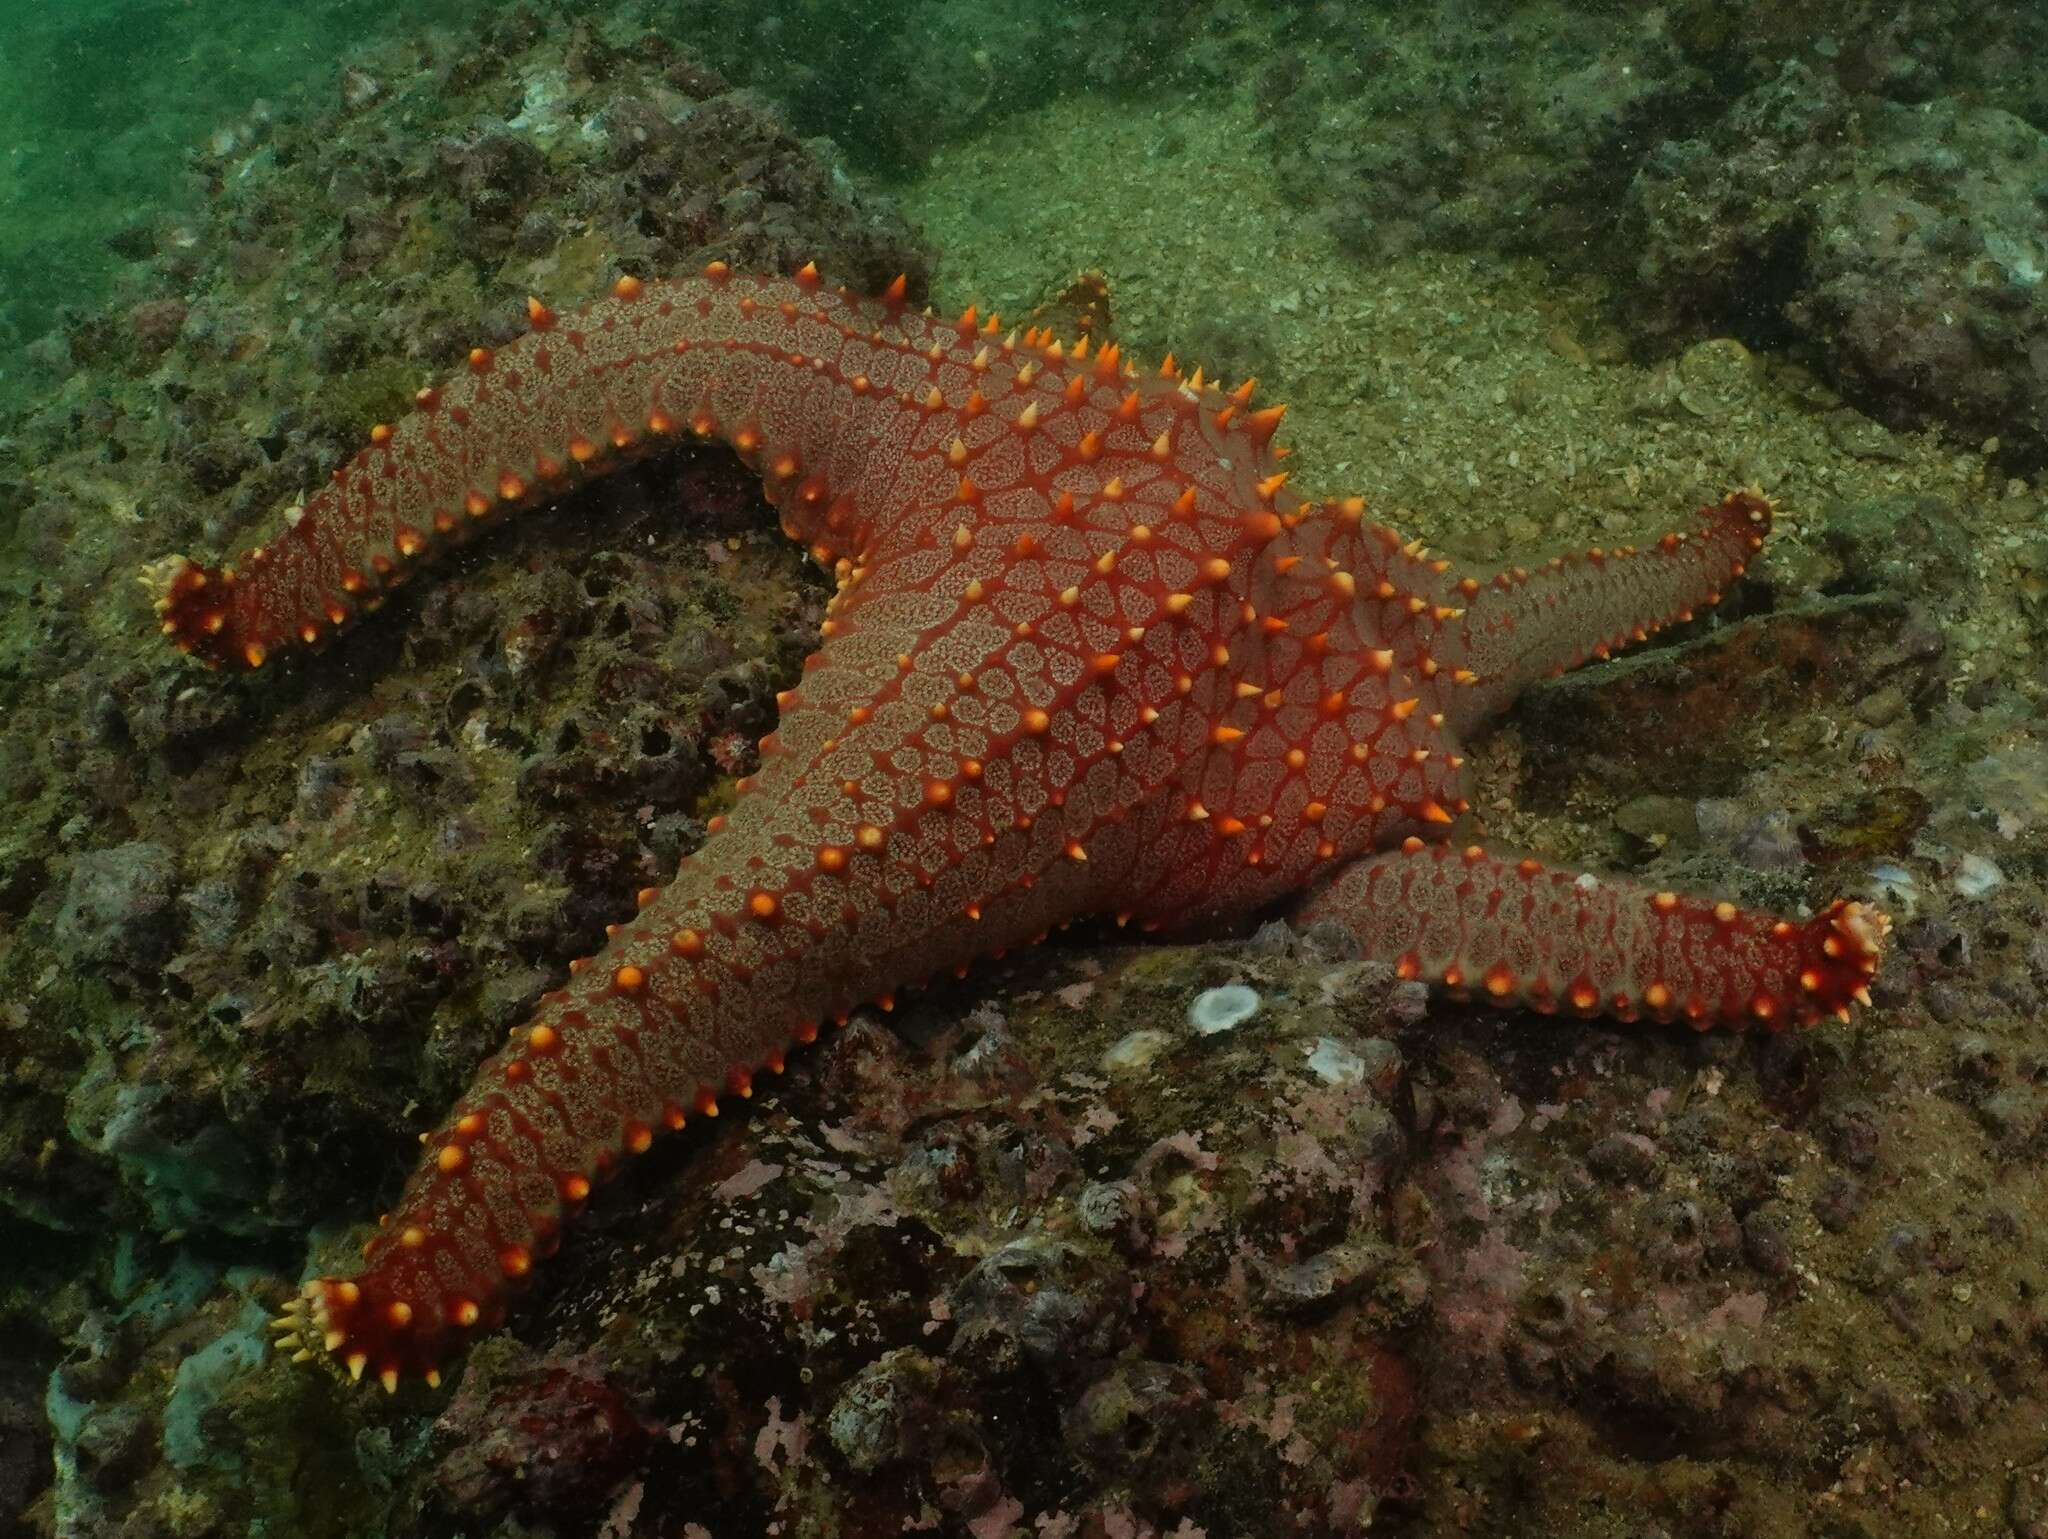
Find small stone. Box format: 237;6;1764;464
126;299;188;358
1953;1033;2003;1084
432;1344;658;1517
55;842;180;973
176;879;241;952
1304;1035;1366;1085
1977;1087;2045;1146
339;65;383;111
1254;1238;1393;1315
1903;917;1970;971
1868;861;1921;913
1346;1099;1406;1165
827;1349;941;1474
1921;981;1971;1026
1296;917;1362;963
293;754;348;819
1742;1200;1796;1277
1822;1099;1881;1171
1076;1180;1140;1238
1345;1037;1406;1097
1585;1133;1659;1186
1629;364;1684;418
1101;1029;1172;1074
1730;809;1807;870
1543;325;1590;366
1388;979;1430;1027
1677;336;1753;386
1954;854;2004;898
952;1011;1031;1092
1813;1174;1867;1234
1854;684;1907;727
1245;918;1297;956
1062;1360;1209;1480
72;1404;154;1493
1613;794;1698;845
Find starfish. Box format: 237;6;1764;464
146;263;1887;1393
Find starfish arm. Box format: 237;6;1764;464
277;762;1114;1391
1437;490;1774;735
1295;842;1886;1030
145;265;917;671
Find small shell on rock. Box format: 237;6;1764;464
1868;861;1920;915
1187;983;1259;1035
1304;1036;1366;1086
1953;853;2004;898
1676;337;1756;419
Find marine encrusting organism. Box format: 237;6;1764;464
143;262;1887;1393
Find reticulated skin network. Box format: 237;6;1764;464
152;264;1877;1390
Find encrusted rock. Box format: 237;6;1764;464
54;841;181;975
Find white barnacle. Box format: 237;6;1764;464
1187;983;1260;1035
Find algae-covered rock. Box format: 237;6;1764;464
54;842;181;977
1251;2;2048;463
1625;61;2048;465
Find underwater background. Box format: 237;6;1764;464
2;1;2047;1534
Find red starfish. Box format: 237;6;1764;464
148;263;1886;1392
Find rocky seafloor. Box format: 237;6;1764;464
2;3;2046;1537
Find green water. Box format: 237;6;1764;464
0;0;496;360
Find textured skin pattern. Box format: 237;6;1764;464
1297;844;1887;1026
152;266;1885;1391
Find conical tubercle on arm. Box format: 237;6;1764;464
1438;489;1774;735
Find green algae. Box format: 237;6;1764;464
319;363;429;449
